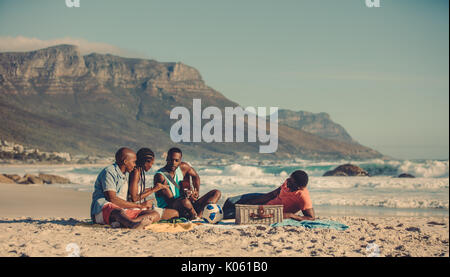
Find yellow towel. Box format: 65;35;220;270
75;222;199;232
144;222;196;233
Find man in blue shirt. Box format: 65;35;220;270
90;147;161;229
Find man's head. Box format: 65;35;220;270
166;147;182;172
286;170;308;191
115;147;137;173
136;148;155;172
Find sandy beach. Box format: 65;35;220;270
0;182;448;257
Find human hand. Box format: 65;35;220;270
190;190;199;201
154;183;170;192
140;200;154;210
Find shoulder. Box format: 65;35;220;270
104;164;116;173
96;165;120;190
107;163;124;177
180;162;192;170
98;164;116;179
154;166;166;177
177;162;191;175
130;168;141;177
154;172;165;181
129;168;141;181
278;181;288;192
297;187;311;200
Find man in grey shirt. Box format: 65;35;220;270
90;147;160;229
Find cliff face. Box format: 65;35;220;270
278;110;357;144
0;45;383;160
0;45;87;95
0;44;215;96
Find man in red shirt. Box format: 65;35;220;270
228;170;315;221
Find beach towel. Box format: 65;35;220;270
158;217;189;224
271;219;349;230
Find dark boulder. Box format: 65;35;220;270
323;164;369;177
397;173;415;178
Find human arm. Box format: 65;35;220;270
239;187;281;205
128;169;144;203
181;162;200;201
283;208;315;221
129;169;168;202
101;170;152;209
104;190;153;209
153;173;175;204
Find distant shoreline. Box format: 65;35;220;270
0;162;110;168
0;182;447;218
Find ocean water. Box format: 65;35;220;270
1;159;448;217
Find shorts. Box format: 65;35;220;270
94;203;164;225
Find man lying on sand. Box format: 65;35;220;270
90;147;162;229
154;147;221;220
224;170;315;222
128;147;179;220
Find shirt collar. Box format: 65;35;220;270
113;163;127;179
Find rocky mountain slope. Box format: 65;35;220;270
0;45;383;160
278;110;357;144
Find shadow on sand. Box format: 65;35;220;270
0;217;90;226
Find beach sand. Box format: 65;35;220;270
0;182;448;257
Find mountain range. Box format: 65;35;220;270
0;45;383;160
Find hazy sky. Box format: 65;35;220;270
0;0;448;159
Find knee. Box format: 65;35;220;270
148;211;160;223
110;208;125;218
109;208;126;223
212;189;221;199
165;209;179;219
181;198;193;207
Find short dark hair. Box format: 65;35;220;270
291;170;308;188
115;147;134;165
167;147;182;158
136;148;155;167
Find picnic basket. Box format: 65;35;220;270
235;204;283;225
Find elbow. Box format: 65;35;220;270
131;195;139;202
108;196;118;205
192;173;200;181
283;213;292;219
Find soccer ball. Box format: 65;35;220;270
202;203;224;224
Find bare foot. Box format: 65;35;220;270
130;217;151;230
189;210;198;221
